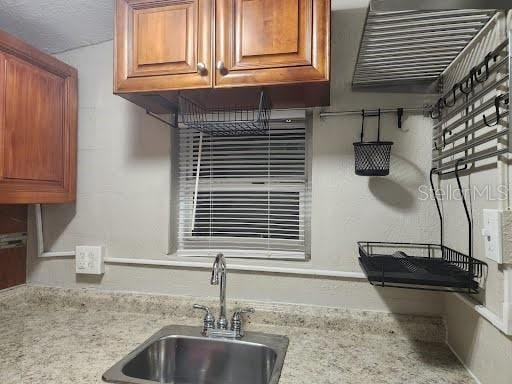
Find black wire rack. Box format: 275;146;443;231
358;162;487;293
179;91;272;137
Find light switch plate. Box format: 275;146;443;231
75;246;105;275
482;209;503;264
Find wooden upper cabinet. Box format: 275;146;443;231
113;0;330;108
215;0;330;87
115;0;213;93
0;30;77;204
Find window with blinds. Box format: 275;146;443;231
176;112;310;260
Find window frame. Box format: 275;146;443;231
172;110;311;261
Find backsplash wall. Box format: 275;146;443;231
27;7;443;314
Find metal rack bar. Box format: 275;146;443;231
370;0;509;11
367;12;495;25
435;111;503;149
320;107;426;119
353;8;496;92
430;31;510;175
433;129;508;162
146;109;178;128
433;97;505;141
434;147;508;174
509;29;512;162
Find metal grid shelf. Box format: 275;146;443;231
431;38;510;176
353;9;496;91
179;91;272;137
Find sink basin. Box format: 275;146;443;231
103;325;289;384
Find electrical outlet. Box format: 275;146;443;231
75;246;105;275
482;210;503;264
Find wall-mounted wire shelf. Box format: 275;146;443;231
358;242;485;292
179;91;272;137
358;166;487;293
431;37;510;176
352;8;496;92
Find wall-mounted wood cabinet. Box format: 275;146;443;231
0;29;78;204
114;0;330;110
115;0;213;93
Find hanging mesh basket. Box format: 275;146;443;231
353;110;393;177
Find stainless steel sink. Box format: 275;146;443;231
103;325;289;384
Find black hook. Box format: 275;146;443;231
459;75;474;95
360;109;365;142
443;129;449;147
397;108;404;129
483;94;508;127
454;159;473;264
429;168;443;246
443;85;458;108
474;54;491;83
430;99;444;120
430;107;440;120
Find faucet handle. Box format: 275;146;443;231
193;304;215;335
231;308;255;338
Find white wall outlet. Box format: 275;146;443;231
482;209;503;264
75;246;105;275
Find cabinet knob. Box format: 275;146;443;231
197;62;207;76
216;61;228;75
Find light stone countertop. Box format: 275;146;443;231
0;285;474;384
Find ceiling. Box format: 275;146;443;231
0;0;369;54
0;0;113;53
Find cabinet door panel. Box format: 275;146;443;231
216;0;330;88
0;40;77;205
115;0;212;93
236;0;311;68
4;57;64;182
132;2;196;75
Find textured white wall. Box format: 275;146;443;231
27;8;443;314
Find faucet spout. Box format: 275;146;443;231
211;253;228;329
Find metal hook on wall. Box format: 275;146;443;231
474;54;491;83
459;75;474;95
483;94;509;127
397;108;404;129
434;129;448;151
430;99;444;120
443;85;458;108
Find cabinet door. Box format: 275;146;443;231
215;0;330;88
115;0;212;93
0;52;77;204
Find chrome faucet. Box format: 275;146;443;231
193;253;254;338
211;253;228;329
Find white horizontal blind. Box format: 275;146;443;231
177;115;309;260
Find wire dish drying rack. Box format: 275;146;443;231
358;163;487;293
179;91;272;137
